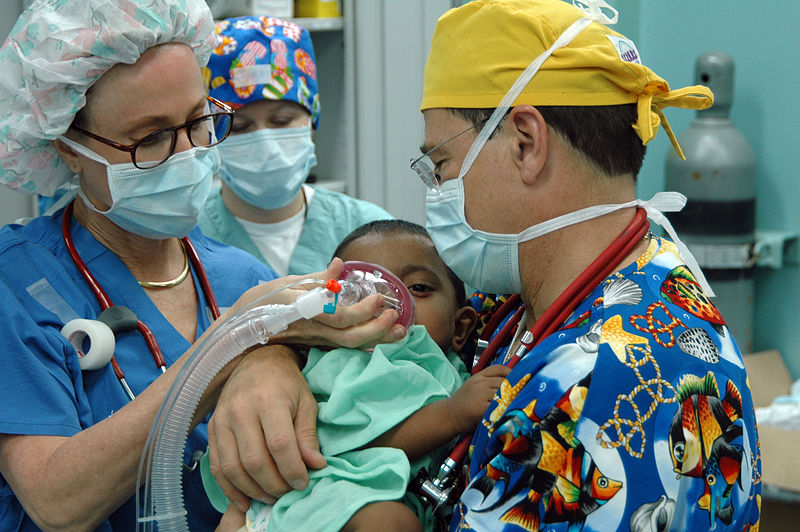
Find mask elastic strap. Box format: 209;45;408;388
457;0;618;180
515;191;715;297
57;136;112;167
56;136;116;215
638;194;715;297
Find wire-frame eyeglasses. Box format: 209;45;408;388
70;96;235;169
409;121;482;192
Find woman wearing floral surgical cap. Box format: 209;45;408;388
0;2;403;530
200;16;392;277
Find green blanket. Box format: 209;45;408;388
203;325;468;531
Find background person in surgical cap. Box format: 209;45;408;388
199;15;391;277
0;1;402;530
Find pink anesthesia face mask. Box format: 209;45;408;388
340;261;416;330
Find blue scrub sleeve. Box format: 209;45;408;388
0;277;86;437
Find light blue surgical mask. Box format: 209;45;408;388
58;136;218;239
427;176;697;295
426;178;524;294
217;125;317;210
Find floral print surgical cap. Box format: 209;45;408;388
0;0;216;196
206;16;320;129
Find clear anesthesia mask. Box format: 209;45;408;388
338;261;416;330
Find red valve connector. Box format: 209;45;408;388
325;278;342;293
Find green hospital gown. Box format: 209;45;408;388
203;325;468;531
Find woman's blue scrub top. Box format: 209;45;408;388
0;210;276;531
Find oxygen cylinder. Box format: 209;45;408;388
665;50;756;352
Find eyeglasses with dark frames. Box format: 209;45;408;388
70;95;234;169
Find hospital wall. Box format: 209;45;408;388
630;0;800;376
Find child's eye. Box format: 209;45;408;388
408;284;434;295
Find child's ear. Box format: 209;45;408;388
450;305;478;353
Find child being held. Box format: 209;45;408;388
204;220;509;531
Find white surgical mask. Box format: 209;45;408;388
425;0;714;297
58;136;218;239
217;126;317;210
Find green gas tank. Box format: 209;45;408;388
665;50;756;352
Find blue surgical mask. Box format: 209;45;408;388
426;178;523;294
58;136;218;239
217;126;317;210
427;175;699;295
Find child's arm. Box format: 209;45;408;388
368;365;510;461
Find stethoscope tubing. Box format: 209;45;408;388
62;200;221;400
508;206;650;366
448;207;650;472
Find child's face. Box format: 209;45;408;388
338;232;462;352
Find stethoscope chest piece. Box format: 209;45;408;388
97;305;139;334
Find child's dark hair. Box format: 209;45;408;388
333;219;467;307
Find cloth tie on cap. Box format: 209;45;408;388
635;84;716;160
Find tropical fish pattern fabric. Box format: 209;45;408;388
452;235;761;531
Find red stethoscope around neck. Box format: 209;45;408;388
414;207;650;509
61;200;221;400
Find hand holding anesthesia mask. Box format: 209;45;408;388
206;16;321;211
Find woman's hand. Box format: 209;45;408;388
231;258;407;348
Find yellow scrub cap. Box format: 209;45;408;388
0;0;216;196
421;0;713;160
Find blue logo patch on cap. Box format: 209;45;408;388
607;35;642;65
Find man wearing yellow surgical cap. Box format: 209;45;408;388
412;0;761;530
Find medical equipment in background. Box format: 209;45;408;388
136;262;415;531
665;50;756;353
295;0;342;18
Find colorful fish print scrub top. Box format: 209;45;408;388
453;235;762;532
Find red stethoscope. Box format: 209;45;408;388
61;200;221;400
413;207;650;509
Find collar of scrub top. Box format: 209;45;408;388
62;200;222;400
